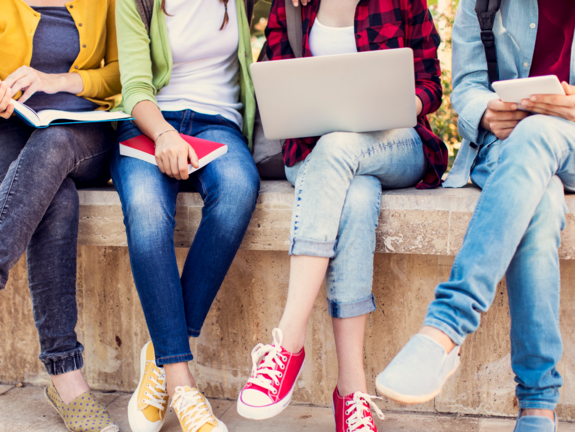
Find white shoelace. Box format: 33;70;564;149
142;365;168;411
171;387;215;432
345;392;385;432
247;328;287;394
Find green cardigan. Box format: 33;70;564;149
115;0;256;148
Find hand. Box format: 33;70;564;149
291;0;309;7
0;81;14;120
154;130;199;180
520;81;575;122
480;99;530;141
3;66;83;104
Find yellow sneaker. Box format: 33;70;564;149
171;387;228;432
128;342;169;432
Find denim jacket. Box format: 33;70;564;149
444;0;575;188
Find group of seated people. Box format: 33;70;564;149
1;0;573;431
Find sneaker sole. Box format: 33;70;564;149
375;361;460;405
236;359;306;420
44;387;120;432
128;342;166;432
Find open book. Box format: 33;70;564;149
120;133;228;174
11;99;132;128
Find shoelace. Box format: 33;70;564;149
247;328;287;395
142;364;168;411
345;392;385;432
171;387;215;432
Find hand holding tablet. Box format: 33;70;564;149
493;75;575;122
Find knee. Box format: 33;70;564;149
29;127;75;161
507;115;562;156
207;165;260;213
312;132;355;162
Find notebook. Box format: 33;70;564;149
120;133;228;174
11;99;132;128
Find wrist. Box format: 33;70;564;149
154;128;178;144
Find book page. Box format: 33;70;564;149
38;109;131;125
11;100;40;126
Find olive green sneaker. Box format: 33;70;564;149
45;382;120;432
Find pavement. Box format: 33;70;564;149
1;385;574;432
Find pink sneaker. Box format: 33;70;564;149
237;328;305;420
332;387;385;432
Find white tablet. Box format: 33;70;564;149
492;75;565;106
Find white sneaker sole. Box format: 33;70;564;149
236;359;305;420
128;343;166;432
375;361;460;405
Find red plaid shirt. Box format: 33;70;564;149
265;0;447;189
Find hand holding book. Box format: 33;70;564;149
154;129;200;180
2;66;84;104
119;133;228;178
0;81;14;120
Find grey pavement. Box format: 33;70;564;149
1;385;573;432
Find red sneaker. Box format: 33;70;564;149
237;328;305;420
332;387;385;432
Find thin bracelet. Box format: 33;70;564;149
154;128;177;146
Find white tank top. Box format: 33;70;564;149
156;0;243;127
309;18;357;57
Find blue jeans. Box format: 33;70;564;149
110;110;260;366
425;115;575;410
285;129;427;318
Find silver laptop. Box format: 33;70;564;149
250;48;417;140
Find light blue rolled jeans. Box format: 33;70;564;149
426;115;575;410
285;129;427;319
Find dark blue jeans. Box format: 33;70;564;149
0;117;114;375
110;110;260;366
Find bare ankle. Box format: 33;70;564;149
276;326;305;354
337;381;367;398
51;370;90;405
164;363;197;398
419;326;457;354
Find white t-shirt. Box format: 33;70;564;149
309;18;357;57
156;0;243;127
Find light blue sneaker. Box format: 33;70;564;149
514;411;557;432
375;334;460;404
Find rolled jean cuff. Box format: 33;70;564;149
519;402;557;411
40;345;84;376
289;236;336;258
156;352;194;367
188;328;201;338
328;294;377;319
422;317;466;346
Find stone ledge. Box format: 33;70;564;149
78;181;575;259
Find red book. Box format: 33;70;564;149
119;134;228;174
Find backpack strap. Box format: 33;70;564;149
475;0;502;84
285;0;303;58
135;0;154;34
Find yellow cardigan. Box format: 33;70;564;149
0;0;121;110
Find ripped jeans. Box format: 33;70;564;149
285;129;427;318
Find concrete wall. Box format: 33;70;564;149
2;247;575;419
